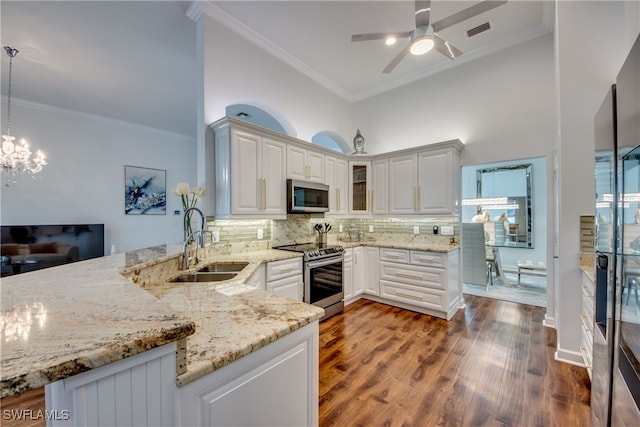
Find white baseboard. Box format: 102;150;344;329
555;348;585;367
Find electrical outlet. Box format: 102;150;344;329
369;225;374;232
441;226;454;236
257;229;264;240
413;226;420;235
339;224;343;233
212;230;220;242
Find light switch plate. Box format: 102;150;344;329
413;226;420;235
368;225;374;232
441;226;454;236
257;229;264;240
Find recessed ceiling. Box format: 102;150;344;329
0;1;553;138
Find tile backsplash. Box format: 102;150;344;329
207;215;459;246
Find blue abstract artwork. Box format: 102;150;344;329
124;166;166;215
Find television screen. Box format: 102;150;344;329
1;224;105;276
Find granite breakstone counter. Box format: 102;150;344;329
0;244;323;398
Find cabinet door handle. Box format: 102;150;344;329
385;253;401;258
368;190;372;211
278;266;296;273
581;285;594;298
395;290;424;301
417;185;421;210
371;190;375;212
396;272;424;280
417;256;434;262
414;187;418;211
257;178;263;209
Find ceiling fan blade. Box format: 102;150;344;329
352;31;412;42
433;34;463;59
415;0;432;28
382;43;412;74
431;0;507;33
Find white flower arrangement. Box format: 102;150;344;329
172;182;205;212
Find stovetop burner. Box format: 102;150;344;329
275;243;344;261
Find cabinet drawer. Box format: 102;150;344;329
343;248;353;262
379;262;446;291
581;327;593;369
379;248;409;263
582;291;594;325
380;279;447;311
410;251;446;268
267;258;302;282
266;274;303;301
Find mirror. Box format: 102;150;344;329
475;164;533;248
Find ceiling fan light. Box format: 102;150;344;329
410;36;434;55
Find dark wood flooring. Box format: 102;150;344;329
319;295;592;427
1;294;591;427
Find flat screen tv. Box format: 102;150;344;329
1;224;105;276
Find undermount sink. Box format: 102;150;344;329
169;272;237;283
197;262;249;273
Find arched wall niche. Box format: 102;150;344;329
311;131;351;154
226;103;297;137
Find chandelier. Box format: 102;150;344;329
2;46;46;181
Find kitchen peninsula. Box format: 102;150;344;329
0;244;324;426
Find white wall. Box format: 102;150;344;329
554;1;638;365
0;100;197;253
352;34;556;165
202;15;353;143
462;157;547;270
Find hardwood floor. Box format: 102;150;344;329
1;295;591;427
319;295;591;427
0;387;45;427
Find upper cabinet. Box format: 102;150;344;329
349;161;371;215
371;159;388;215
388;142;463;215
210;117;463;219
325;155;349;215
211;120;287;219
287;145;325;183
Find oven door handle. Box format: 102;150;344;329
305;256;344;269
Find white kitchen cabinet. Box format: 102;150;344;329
212;122;287;219
376;248;460;320
287;144;325;183
364;247;380;295
417;147;461;215
580;271;595;377
325;155;349;215
349;161;371;215
353;247;366;297
177;322;319;427
387;142;463;215
343;248;354;303
388;154;419;214
371;159;388;214
267;258;303;301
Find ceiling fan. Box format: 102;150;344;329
351;0;507;73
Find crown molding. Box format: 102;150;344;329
186;1;204;22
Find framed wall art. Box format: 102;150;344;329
124;165;166;215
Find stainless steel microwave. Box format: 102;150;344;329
287;179;330;214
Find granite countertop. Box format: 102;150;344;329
132;249;324;386
0;245;323;398
339;240;459;253
1;238;454;398
0;246;196;398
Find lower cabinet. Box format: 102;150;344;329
343;248;354;302
266;258;303;301
178;322;319;427
346;246;460;320
580;270;595;377
46;323;320;427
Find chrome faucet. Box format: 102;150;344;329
181;207;206;270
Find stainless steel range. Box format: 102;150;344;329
275;243;344;320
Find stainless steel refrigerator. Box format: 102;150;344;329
592;34;640;427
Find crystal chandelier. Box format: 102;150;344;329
2;46;46;181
